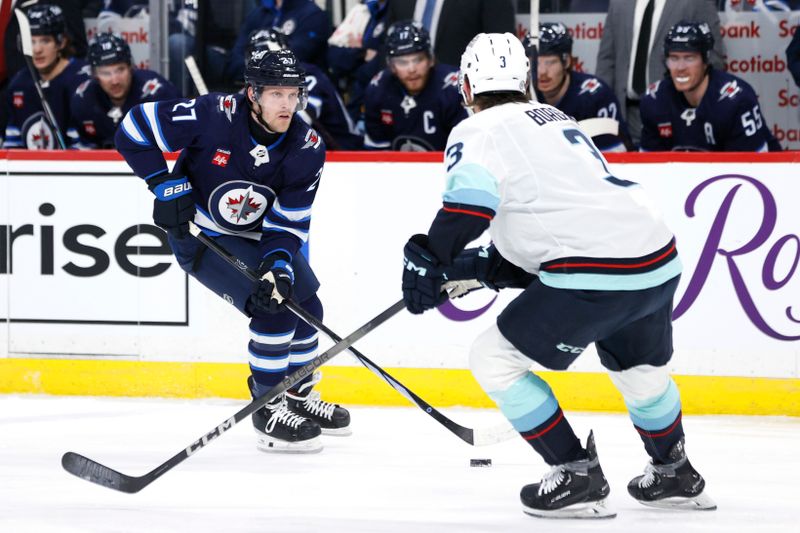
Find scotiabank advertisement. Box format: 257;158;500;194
516;12;800;150
1;152;799;383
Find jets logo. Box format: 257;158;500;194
76;79;91;98
22;112;55;150
718;81;741;101
218;95;237;122
141;78;163;98
645;80;661;98
302;129;321;150
442;71;459;89
208;181;274;232
578;78;601;95
370;71;385;87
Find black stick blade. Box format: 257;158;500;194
62;452;146;494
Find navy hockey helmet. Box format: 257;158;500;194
663;21;714;63
536;22;573;57
385;21;432;58
26;3;66;39
244;49;308;110
87;33;132;67
246;27;289;55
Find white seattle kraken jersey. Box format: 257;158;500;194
442;100;680;291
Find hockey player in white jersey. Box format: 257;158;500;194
400;33;715;518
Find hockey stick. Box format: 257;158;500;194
189;222;518;447
529;0;539;101
184;55;209;96
14;8;68;149
61;297;406;493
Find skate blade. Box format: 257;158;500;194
636;491;717;511
321;427;352;437
255;435;324;454
523;499;617;519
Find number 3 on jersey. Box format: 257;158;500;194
446;142;464;171
562;128;635;187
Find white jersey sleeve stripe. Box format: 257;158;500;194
121;110;149;146
141;102;172;152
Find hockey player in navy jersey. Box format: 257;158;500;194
2;4;90;149
247;28;363;150
401;33;714;518
525;22;631;152
363;21;467;151
69;34;179;149
115;48;351;454
640;21;781;152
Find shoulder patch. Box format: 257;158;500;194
79;64;92;76
442;71;459;89
75;79;91;98
302;128;322;150
218;95;238;122
141;77;163;98
645;80;661;99
718;80;742;101
370;70;385;87
578;77;601;95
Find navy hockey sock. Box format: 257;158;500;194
520;408;586;465
634;411;685;464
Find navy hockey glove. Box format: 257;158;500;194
402;234;448;315
147;173;195;238
251;253;295;314
444;245;535;291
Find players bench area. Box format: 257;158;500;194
0;149;798;417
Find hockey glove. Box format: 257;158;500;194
444;245;536;291
251;253;295;314
402;234;448;315
147;173;195;239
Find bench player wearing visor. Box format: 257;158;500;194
116;48;351;454
401;33;715;518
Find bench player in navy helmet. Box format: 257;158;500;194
2;4;90;149
640;21;781;152
363;20;467;151
69;34;179;149
525;22;631;152
247;28;363;150
115;48;351;454
401;32;715;518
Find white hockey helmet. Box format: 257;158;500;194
459;33;529;104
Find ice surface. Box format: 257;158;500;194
0;395;797;532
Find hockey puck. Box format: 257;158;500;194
470;458;492;467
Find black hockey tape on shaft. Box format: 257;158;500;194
470;458;492;467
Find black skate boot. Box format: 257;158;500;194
520;431;616;519
248;376;323;453
627;437;716;510
286;371;351;436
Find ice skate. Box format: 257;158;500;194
248;377;323;453
286;371;352;436
628;437;716;510
520;431;616;519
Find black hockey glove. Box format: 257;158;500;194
251;253;294;314
444;245;536;291
147;173;195;238
402;234;448;315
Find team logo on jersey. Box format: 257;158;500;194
212;148;231;167
218;95;237;122
442;71;459;89
373;22;385;37
76;79;91;98
141;78;163;98
370;71;385;87
79;64;92;76
12;92;24;108
250;144;270;167
657;122;673;138
680;108;697;126
22;112;55;149
392;135;434;152
380;109;394;125
107;106;124;125
578;78;601;95
718;80;742;101
280;19;296;35
83;120;96;136
645;80;661;98
302;129;321;150
209;181;274;232
400;95;417;115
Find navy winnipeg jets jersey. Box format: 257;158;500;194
640;69;780;152
115;93;325;259
364;63;468;151
3;59;91;149
70;69;180;149
537;71;631;152
301;62;362;150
